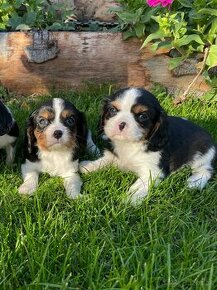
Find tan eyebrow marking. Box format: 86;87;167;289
131;104;149;114
39;109;54;120
61;109;74;119
111;101;121;110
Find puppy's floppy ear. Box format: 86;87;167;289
23;110;39;162
0;101;13;136
148;110;168;151
98;98;109;137
76;110;88;148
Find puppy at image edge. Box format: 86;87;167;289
79;87;216;203
19;98;98;198
0;100;19;164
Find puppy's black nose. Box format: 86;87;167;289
119;122;126;131
53;130;63;139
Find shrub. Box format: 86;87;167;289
115;0;217;85
0;0;73;31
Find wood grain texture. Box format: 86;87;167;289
0;31;210;96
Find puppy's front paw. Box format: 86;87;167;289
18;181;37;195
64;176;82;199
66;186;82;199
187;173;208;190
128;179;148;204
79;160;95;174
6;158;15;166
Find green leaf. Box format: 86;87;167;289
122;30;136;40
140;7;159;23
206;45;217;68
13;0;25;9
177;0;192;8
200;84;217;99
8;13;23;29
1;3;12;10
25;11;37;26
168;56;186;70
15;24;30;31
108;6;123;13
117;12;137;24
134;23;145;38
63;22;76;31
197;44;204;53
207;18;217;43
155;40;173;50
0;23;7;30
198;8;217;17
141;32;165;49
48;22;63;31
175;34;204;47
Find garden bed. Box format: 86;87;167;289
0;30;210;96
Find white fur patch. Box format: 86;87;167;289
0;134;16;149
38;148;78;177
0;134;16;164
187;146;216;189
113;140;163;178
120;88;140;111
53;98;64;123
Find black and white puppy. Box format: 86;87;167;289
0;100;19;164
80;88;216;203
19;98;98;198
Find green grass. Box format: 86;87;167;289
0;85;217;289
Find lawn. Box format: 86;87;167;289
0;85;216;290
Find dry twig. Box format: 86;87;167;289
173;47;209;105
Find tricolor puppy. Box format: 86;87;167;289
19;98;98;198
0;100;19;164
80;88;216;203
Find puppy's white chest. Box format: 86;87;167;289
114;141;162;175
0;134;16;148
38;150;78;177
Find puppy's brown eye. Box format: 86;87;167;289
38;118;49;127
65;116;75;126
108;107;118;117
137;113;148;123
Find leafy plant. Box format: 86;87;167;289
0;0;73;31
0;0;13;29
116;0;217;81
112;0;159;40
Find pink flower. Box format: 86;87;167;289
147;0;173;7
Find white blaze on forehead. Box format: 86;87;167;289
53;98;64;123
45;98;70;147
118;88;140;111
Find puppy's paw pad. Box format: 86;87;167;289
18;183;36;195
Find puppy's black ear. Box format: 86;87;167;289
98;98;109;138
148;111;168;151
23;110;39;162
76;111;88;148
0;101;13;136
